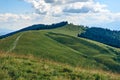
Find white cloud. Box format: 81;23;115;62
1;12;120;30
24;0;109;16
44;0;91;4
0;13;32;22
0;13;38;30
0;0;120;31
22;0;115;25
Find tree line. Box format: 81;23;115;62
78;27;120;48
0;21;68;39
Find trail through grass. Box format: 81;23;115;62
0;24;120;79
6;33;23;54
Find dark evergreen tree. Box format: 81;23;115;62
78;27;120;48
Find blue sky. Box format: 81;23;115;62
1;0;119;13
0;0;33;14
0;0;120;32
95;0;120;13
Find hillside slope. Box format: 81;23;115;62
0;24;120;74
0;52;120;80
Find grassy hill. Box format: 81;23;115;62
0;52;120;80
0;23;120;79
50;24;86;36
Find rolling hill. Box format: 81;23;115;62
0;22;120;80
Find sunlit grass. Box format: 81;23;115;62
0;24;120;79
0;51;120;80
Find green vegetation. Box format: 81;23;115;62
0;52;119;80
0;33;20;51
50;23;86;36
0;24;120;79
79;27;120;48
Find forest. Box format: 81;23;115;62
78;27;120;48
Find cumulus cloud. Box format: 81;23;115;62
0;0;120;30
0;13;39;30
0;13;32;22
24;0;109;16
44;0;91;4
63;2;109;13
63;5;92;13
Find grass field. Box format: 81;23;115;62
0;24;120;79
0;52;120;80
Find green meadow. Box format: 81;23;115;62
0;24;120;80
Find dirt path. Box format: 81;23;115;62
6;33;23;53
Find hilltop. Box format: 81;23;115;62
0;22;120;79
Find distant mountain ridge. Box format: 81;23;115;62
0;28;13;36
0;21;68;39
